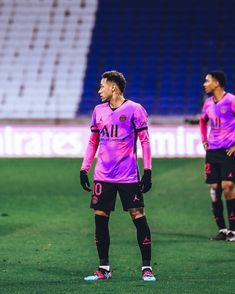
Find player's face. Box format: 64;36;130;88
203;74;219;94
98;78;114;102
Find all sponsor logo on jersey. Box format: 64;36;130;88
119;115;127;122
100;125;118;137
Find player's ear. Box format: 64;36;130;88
213;79;219;87
111;83;116;92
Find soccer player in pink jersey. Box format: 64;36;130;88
80;70;156;281
200;71;235;241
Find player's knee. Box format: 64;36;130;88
95;210;110;217
209;183;219;191
129;208;145;220
221;182;235;199
209;187;217;202
209;184;220;202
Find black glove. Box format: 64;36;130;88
80;170;92;192
140;169;152;193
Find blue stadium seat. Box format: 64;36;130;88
78;0;235;117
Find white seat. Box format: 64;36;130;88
0;0;98;118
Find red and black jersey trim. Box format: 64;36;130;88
91;125;99;132
136;126;148;132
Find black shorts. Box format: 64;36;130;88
205;148;235;184
90;181;144;214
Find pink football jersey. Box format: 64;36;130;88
89;100;149;183
201;93;235;149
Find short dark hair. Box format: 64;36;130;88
102;70;126;93
208;70;227;87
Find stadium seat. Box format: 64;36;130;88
0;0;98;118
78;0;235;117
0;0;235;119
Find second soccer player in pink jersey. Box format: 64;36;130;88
200;70;235;241
80;70;156;281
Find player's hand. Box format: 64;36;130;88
80;170;92;192
203;142;209;151
140;169;152;193
226;145;235;156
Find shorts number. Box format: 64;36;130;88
93;183;102;196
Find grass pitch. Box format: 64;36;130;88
0;158;234;293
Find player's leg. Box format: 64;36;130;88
130;208;156;281
95;210;111;271
129;208;151;269
222;181;235;241
221;155;235;241
209;183;227;240
118;183;156;282
221;150;235;242
84;182;117;281
205;150;227;240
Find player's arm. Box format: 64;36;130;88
226;96;235;156
199;108;209;150
138;129;152;193
133;103;152;193
81;130;99;172
80;129;99;192
199;117;209;150
138;129;151;170
232;94;235;114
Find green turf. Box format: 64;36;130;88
0;158;234;293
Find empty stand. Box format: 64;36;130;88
0;0;98;118
78;0;235;116
1;0;235;119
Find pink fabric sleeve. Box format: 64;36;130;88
81;131;99;172
137;129;152;170
199;117;208;143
